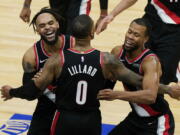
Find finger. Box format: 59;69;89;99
96;21;105;34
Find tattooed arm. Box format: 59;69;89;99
1;54;62;101
102;52;142;87
111;45;180;99
98;46;180;102
22;47;37;84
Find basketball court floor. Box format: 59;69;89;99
0;0;180;134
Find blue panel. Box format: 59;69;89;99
102;123;115;135
9;113;32;121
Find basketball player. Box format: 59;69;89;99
98;18;175;135
18;8;74;135
1;15;180;135
1;14;144;135
20;0;108;34
96;0;180;85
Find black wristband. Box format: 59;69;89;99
100;0;108;9
9;80;41;100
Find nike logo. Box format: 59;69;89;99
120;59;125;62
147;122;153;125
39;59;47;63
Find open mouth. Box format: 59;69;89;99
125;40;134;48
45;31;56;40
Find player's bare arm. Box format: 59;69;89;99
98;55;160;104
34;53;62;90
1;53;62;100
22;46;38;85
22;46;36;73
111;45;180;99
20;0;32;23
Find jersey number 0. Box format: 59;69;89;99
76;81;88;105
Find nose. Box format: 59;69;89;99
127;33;134;40
44;24;50;30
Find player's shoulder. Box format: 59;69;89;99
23;46;35;59
111;45;123;57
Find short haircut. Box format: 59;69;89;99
30;7;64;32
131;18;152;37
72;14;94;39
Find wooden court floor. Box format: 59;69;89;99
0;0;180;134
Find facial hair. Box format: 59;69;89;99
123;43;139;53
41;31;59;46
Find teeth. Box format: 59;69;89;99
127;41;131;44
46;33;53;35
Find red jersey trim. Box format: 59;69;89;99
153;0;180;24
68;48;96;54
86;0;91;15
100;52;104;68
60;35;65;50
33;43;39;70
163;114;170;135
125;49;150;64
138;104;161;116
41;40;51;57
50;111;60;135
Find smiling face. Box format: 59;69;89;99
123;21;148;52
35;13;59;45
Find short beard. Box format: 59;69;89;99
41;31;59;46
123;44;139;53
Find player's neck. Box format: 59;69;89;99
126;47;145;60
74;38;92;51
44;38;61;54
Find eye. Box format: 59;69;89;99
134;33;140;37
128;30;132;34
48;21;54;25
39;24;45;28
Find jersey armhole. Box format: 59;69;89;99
33;43;39;70
100;52;104;68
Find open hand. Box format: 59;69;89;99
96;14;114;34
1;85;13;101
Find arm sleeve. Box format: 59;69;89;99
99;0;108;10
22;72;37;85
9;80;42;101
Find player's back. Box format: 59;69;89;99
55;48;106;111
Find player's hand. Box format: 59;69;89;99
96;14;114;34
95;15;107;33
97;89;117;101
19;7;31;23
32;70;42;80
168;82;180;100
0;85;13;101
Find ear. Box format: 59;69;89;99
56;21;59;29
35;28;40;34
90;25;95;39
144;35;149;43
